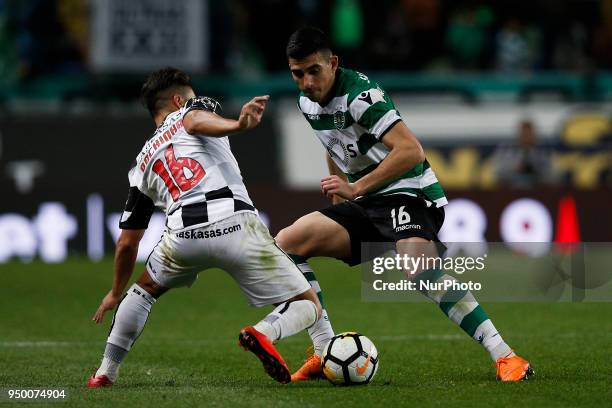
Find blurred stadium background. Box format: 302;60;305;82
0;0;611;264
1;2;611;405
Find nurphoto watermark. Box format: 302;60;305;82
361;242;612;302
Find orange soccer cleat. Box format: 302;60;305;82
239;326;291;384
291;348;324;382
495;354;534;382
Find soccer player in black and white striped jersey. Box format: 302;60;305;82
87;68;323;387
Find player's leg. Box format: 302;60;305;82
398;237;514;358
249;288;322;344
276;210;352;259
277;204;375;381
88;270;168;387
397;237;533;381
230;213;328;383
276;210;350;352
89;227;202;388
239;288;323;383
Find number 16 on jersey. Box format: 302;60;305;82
152;144;205;201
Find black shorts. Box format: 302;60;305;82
319;194;445;266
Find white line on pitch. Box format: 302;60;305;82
0;332;584;348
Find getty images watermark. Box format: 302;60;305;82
361;242;612;302
371;252;487;292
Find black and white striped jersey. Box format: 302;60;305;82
119;97;256;232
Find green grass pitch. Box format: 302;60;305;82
0;258;610;407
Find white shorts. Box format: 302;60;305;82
145;212;311;307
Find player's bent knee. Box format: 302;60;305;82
276;225;316;257
136;270;169;299
397;237;441;279
275;226;296;252
276;212;339;257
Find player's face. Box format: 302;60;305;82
289;52;338;103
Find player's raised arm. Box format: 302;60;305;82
183;95;270;137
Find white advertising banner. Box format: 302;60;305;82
90;0;208;72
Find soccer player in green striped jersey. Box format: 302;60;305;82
276;27;533;382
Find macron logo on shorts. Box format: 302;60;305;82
395;224;422;232
391;206;422;232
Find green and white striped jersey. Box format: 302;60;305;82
297;67;447;207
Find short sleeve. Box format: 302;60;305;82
349;86;402;140
183;96;222;117
119;168;154;230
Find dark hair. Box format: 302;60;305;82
140;67;192;117
286;26;331;59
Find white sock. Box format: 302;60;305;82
308;309;334;356
291;259;335;356
254;300;318;342
96;356;121;382
96;284;156;381
95;343;128;382
477;321;515;360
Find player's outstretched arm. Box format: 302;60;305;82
92;229;145;323
321;122;424;200
183;95;269;137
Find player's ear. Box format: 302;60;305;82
330;55;339;73
172;94;185;109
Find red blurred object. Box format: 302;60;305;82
555;195;581;252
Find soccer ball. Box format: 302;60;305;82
322;332;379;385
